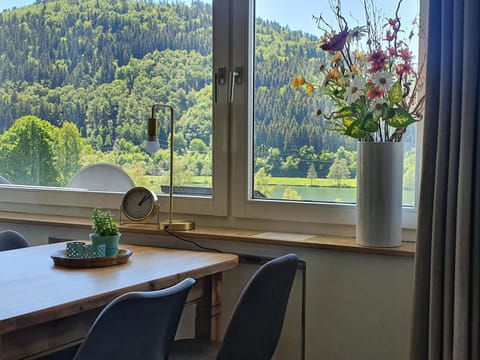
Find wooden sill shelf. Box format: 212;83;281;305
0;211;415;257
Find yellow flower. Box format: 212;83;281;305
354;51;366;62
305;82;314;96
351;64;361;74
292;75;305;89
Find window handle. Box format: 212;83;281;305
228;66;242;103
214;67;226;103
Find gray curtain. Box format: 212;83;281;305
409;0;480;359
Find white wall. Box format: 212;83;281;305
1;222;414;360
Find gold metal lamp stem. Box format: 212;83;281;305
150;104;195;231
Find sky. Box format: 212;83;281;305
255;0;419;36
0;0;33;11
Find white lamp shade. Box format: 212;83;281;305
146;140;160;155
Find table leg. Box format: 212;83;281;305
195;272;223;341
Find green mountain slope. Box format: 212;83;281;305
0;0;354;179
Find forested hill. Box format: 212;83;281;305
0;0;212;87
0;0;345;160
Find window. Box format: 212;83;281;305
232;0;423;230
0;0;424;233
0;0;228;216
252;0;421;204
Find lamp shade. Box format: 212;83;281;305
146;140;160;155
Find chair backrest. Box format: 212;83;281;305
67;163;134;192
217;253;299;360
0;230;30;251
73;277;196;360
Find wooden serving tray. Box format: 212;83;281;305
51;249;132;268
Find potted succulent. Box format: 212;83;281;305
90;208;121;256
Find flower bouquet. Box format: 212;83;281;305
293;0;424;142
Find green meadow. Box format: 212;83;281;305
190;176;415;205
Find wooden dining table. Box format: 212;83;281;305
0;242;238;360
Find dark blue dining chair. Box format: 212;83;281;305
0;230;30;251
169;253;299;360
69;277;195;360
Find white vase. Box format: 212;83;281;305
356;142;403;247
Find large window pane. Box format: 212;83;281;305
253;0;420;206
0;0;213;196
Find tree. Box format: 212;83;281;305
280;155;299;177
254;167;273;198
318;150;335;178
0;116;60;186
327;158;350;188
189;138;207;154
282;187;301;200
306;163;317;186
54;122;84;185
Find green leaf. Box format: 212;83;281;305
335;106;354;118
361;113;379;132
388;81;403;106
382;107;395;120
344;122;365;138
386;108;416;128
344;115;377;138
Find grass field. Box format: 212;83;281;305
168;176;415;205
191;176;356;188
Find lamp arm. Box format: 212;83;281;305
150;104;174;225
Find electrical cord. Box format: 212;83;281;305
163;228;223;253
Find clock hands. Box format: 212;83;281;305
138;194;150;206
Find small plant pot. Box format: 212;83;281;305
89;233;121;257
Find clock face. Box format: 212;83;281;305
121;187;158;221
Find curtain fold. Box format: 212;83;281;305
410;0;480;359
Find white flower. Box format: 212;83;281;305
370;98;386;116
344;78;365;105
371;72;394;91
347;26;367;43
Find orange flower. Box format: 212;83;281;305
327;68;340;80
331;53;341;62
367;86;385;99
293;75;305;89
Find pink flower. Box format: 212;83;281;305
388;18;400;31
399;49;412;61
385;31;395;42
387;47;397;56
368;50;388;72
388;18;398;27
396;63;412;75
320;30;349;51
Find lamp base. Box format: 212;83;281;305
160;219;195;231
